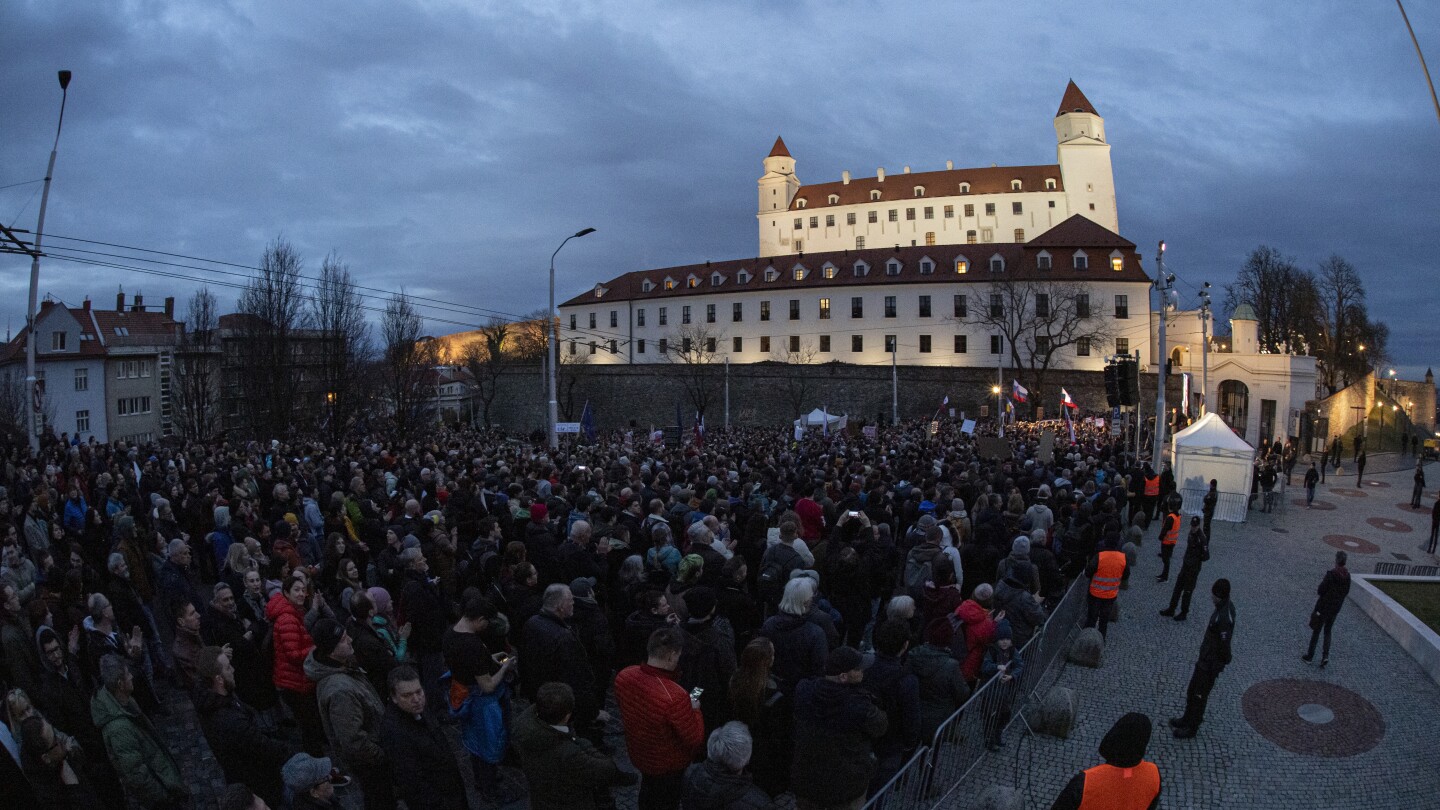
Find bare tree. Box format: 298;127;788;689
1312;255;1389;394
510;308;593;420
233;238;308;438
965;279;1115;417
771;340;819;416
172;287;220;440
0;369;27;442
1223;246;1320;355
462;318;513;428
662;323;725;419
311;253;372;441
381;291;436;438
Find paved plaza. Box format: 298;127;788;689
940;453;1440;810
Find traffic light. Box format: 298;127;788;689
1104;364;1120;408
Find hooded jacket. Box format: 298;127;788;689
955;599;996;682
266;591;315;693
681;760;772;810
90;686;186;808
907;642;970;739
790;677;888;806
303;651;389;772
512;703;635;810
758;612;827;692
1049;712;1160;810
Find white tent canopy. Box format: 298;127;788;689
1171;412;1255;522
794;408;847;430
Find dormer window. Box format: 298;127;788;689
1010;180;1022;191
1072;251;1089;270
737;270;751;284
854;261;870;277
919;258;935;275
870;190;882;201
764;267;779;282
663;277;677;291
828;194;839;205
1037;250;1052;270
989;255;1005;273
955;258;969;274
822;263;837;279
792;266;807;281
642;279;655;293
711;273;724;287
593;284;607;299
686;275;700;288
885;259;902;276
959;183;970;194
1045;178;1057;190
913;186;925;197
796;198;807;209
51;331;67;351
1110;250;1125;272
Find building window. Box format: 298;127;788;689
985;203;996;216
964;204;975;217
589;313;597;329
1046;178;1057;190
76;410;89;433
659;307;668;326
706;337;716;353
738;271;751;283
956;258;969;274
954;294;967;318
116;396;152;416
610;311;618;328
868;211;878;223
1114;295;1129;319
854;262;869;277
760;336;771;354
888;209;898;222
846;212;856;225
1112;256;1124;272
1011;180;1022;191
809;216;818;228
920;259;934;274
822;264;836;279
570;314;577;330
981;227;994;242
819;335;831;353
990;335;1002;355
923;206;934;220
760;301;771;321
733;337;742;353
665;278;677;290
918;295;932;317
794;218;802;230
637;308;646;327
1035;335;1050;354
819;298;831;320
919;335;932;353
944;205;954;218
682;305;692;325
687;276;699;288
638;339;646;354
733;302;743;322
570;340;577;355
856;236;865;249
886;260;901;276
1014;229;1025;241
826;214;835;227
789;299;800;320
609;339;619;354
989;255;1004;272
785;336;799;355
712;273;724;286
1037;252;1052;270
1049;200;1056;208
682;338;692;353
797;199;807;209
1076;294;1090;318
589;341;597;355
870;190;882;201
903;208;915;221
851;297;863;318
74;367;87;392
1035;294;1049;318
1012;202;1023;215
960;183;971;194
642;280;654;293
884;335;897;353
706;304;716;323
659;338;668;354
884;296;897;318
925;232;936;246
954;335;968;353
51;331;66;351
1077;337;1091;356
1116;338;1130;355
1074;253;1089;270
852;335;863;353
793;267;806;281
990;294;1003;318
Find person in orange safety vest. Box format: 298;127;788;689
1049;712;1160;810
1155;507;1181;583
1083;537;1125;639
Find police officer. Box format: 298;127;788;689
1159;517;1208;621
1171;578;1234;739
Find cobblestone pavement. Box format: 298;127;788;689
939;455;1440;810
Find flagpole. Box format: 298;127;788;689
891;343;898;425
724;355;730;430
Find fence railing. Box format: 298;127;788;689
862;576;1089;809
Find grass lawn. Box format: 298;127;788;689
1376;580;1440;636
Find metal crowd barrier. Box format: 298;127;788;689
862;577;1088;809
1177;488;1250;523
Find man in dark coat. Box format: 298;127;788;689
790;646;888;809
676;587;736;734
200;582;276;711
521;584;598;733
1303;551;1351;667
863;621;922;792
378;665;470;810
1159;517;1209;621
569;577;616;743
1171;579;1234;739
193;645;296;809
512;682;637;810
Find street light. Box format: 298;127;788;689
25;69;73;452
547;227;596;450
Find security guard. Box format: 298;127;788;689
1155;505;1181;582
1083;537;1126;639
1050;712;1161;810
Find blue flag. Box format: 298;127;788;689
580;400;597;442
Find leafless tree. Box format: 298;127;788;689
964;279;1115;418
461;318;513;428
771;340;819;416
510;309;593;419
0;369;27;441
172;287;220;440
1312;255;1391;394
233;238;309;438
1222;246;1320;355
311;253;372;440
662;323;725;419
381;291;436;438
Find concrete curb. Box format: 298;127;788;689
1350;574;1440;688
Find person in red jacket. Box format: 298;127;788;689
614;625;704;810
955;584;1000;686
267;572;326;756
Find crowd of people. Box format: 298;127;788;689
0;415;1260;810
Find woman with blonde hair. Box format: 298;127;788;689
727;637;791;796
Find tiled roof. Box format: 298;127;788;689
562;215;1148;307
0;304;180;365
789;164;1062;210
1056;80;1098;117
768;136;791;158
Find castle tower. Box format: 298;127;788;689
1054;81;1119;233
758;137;802;257
1230;304;1259;355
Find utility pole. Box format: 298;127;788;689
1199;282;1212;416
890;341;898;424
25;70;72;453
724;355;730;430
1152;241;1175;465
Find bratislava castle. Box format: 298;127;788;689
558;82;1152;370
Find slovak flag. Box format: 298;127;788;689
1061;388;1078;410
693;412;705;447
1011;380;1029;403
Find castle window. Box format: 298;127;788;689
919;295;932;317
825;214;834;227
854;261;869;277
1111;251;1125;272
637;339;646;353
1045;178;1057;190
1073;251;1089;270
760;301;771;321
687;275;699;288
955;258;969;274
793;266;807;281
789;336;800;353
682;305;691;324
966;231;977;244
819;298;830;319
964;204;974;217
981;227;993;242
868;211;878;223
737;270;751;283
1014;229;1025;241
944;205;954;218
914;186;925;197
1048;200;1056;208
641;280;654;293
589;313;596;329
570;314;577;330
925;233;936;246
852;335;864;352
711;273;724;286
733;302;743;322
990;255;1005;273
1011;179;1022;191
822;264;837;279
885;259;902;276
794;218;802;230
870;190;882;201
985;203;996;216
1037;251;1052;270
924;206;934;220
856;236;865;249
819;335;830;353
659;307;668;326
594;285;607;298
706;304;716;323
764;267;779;282
794;239;802;251
884;296;897;318
797;198;807;209
906;208;916;221
846;212;856;225
919;259;934;274
760;336;770;353
1012;202;1023;215
828;194;839;205
809;216;818;228
959;183;971;194
637;308;646;326
919;335;932;353
664;277;676;290
888;209;898;222
733;337;742;353
610;310;618;328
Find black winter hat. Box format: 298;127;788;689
1212;578;1231;600
1098;712;1152;768
312;618;346;659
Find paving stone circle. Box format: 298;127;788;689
1328;488;1367;498
1395;502;1429;514
1324;535;1381;554
1364;481;1392;488
1366;516;1413;533
1293;499;1336;510
1242;678;1385;757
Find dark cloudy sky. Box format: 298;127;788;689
3;1;1438;380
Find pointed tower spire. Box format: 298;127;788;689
1056;80;1098;117
768;136;791;158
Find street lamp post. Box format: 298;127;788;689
548;227;595;450
25;70;72;452
1152;241;1175;465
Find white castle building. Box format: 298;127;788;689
559;82;1152;372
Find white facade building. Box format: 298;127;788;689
757;81;1117;258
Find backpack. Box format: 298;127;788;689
945;611;970;662
758;542;802;608
904;544;941;597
